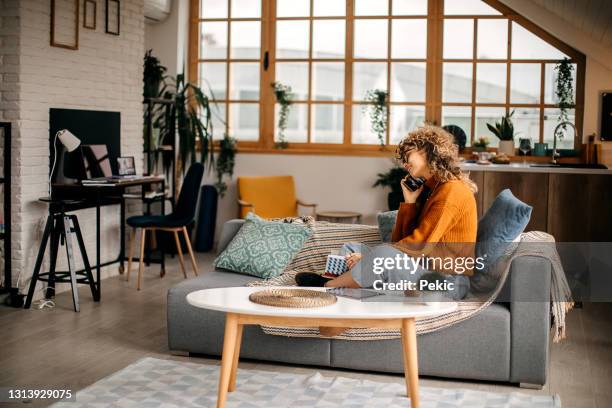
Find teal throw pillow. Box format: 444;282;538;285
214;213;313;279
377;210;398;243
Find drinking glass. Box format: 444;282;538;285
519;138;532;163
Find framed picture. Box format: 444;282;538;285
50;0;79;50
83;0;96;30
105;0;120;35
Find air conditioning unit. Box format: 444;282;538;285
144;0;172;23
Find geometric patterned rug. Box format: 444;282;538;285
51;357;561;407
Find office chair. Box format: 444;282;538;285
126;162;204;290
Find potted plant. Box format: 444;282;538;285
373;165;408;211
272;81;294;149
155;73;218;181
363;89;389;147
215;133;237;197
554;57;575;137
143;49;166;98
486;111;515;156
472;137;490;152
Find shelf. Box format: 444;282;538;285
143;97;174;105
0;232;5;240
123;192;167;202
145;145;174;153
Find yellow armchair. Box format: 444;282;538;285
237;175;317;219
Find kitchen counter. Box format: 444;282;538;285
460;162;611;175
465;164;612;242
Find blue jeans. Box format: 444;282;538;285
339;242;470;300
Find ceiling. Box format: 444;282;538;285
520;0;612;48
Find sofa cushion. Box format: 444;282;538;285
167;271;333;366
376;210;398;243
472;189;531;289
330;303;511;381
284;221;382;274
213;213;312;279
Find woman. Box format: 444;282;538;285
297;126;478;299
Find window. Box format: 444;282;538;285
196;0;263;141
191;0;585;154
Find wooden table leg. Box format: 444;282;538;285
217;313;238;408
228;323;244;392
173;230;188;279
401;318;419;408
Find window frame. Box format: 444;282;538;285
189;0;586;156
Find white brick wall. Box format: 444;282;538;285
0;0;145;299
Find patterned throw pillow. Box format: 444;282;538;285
214;213;313;279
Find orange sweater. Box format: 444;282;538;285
392;177;477;276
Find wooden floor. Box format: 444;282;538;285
1;253;610;408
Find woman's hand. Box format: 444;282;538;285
400;177;424;204
345;252;362;270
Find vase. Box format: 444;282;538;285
498;140;515;156
144;78;161;98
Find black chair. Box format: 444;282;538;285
126;162;204;290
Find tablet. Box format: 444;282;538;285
326;288;384;300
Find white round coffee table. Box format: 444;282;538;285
187;286;457;408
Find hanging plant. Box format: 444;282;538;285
554;57;575;137
272;81;294;149
214;133;237;197
363;89;389;147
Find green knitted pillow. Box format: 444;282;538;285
214;213;313;279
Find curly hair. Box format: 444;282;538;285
395;125;477;194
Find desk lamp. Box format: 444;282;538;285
49;129;81;197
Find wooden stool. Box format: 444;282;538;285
24;198;98;312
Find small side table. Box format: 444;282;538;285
316;211;362;224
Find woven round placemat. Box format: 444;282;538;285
249;288;337;308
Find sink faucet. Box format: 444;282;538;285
551;121;578;164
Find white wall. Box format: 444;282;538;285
0;0;145;297
144;0;189;78
204;153;394;239
583;57;612;167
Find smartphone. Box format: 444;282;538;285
401;175;426;191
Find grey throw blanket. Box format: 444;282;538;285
247;230;573;343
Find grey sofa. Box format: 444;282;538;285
167;219;551;388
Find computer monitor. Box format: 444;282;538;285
81;144;113;179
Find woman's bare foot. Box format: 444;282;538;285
319;326;348;337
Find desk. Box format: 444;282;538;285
51;176;165;300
